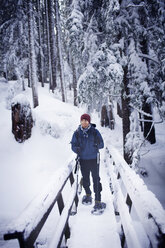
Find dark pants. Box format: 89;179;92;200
80;159;102;201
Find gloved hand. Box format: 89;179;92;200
76;147;80;155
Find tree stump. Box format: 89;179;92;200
11;94;33;143
101;105;109;127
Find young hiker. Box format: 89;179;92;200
71;113;105;211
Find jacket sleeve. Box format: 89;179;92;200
96;130;104;149
71;131;80;155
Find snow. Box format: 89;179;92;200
0;81;165;247
105;144;165;247
12;93;30;106
67;162;121;248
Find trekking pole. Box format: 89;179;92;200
74;155;80;174
74;155;83;194
96;150;100;201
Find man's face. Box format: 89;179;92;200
81;119;89;129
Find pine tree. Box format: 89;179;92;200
66;0;84;105
36;0;45;87
78;43;123;112
55;0;65;102
47;0;57;92
0;0;29;83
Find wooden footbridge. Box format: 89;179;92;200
3;145;165;248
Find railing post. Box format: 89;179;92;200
69;171;79;214
57;192;71;241
69;172;74;185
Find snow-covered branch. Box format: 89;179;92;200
138;53;159;64
126;3;145;8
130;104;153;117
130;104;164;123
138;119;163;124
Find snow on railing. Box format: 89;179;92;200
105;145;165;248
4;157;79;248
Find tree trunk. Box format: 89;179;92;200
45;0;53;90
101;105;109;127
55;0;65;102
28;0;39;108
42;3;48;84
139;113;143;132
140;6;156;144
121;65;131;164
47;0;57;92
108;104;115;130
72;57;77;106
37;0;45;87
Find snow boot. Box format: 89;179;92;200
82;194;92;205
91;201;106;215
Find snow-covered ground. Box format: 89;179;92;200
0;80;165;247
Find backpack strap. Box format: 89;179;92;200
75;126;99;147
75;129;81;146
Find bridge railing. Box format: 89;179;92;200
4;157;79;248
105;145;165;248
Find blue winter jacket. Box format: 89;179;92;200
71;124;104;160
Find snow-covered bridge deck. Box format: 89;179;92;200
3;145;165;248
67;164;121;248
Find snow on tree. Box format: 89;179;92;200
78;43;123;112
55;0;66;102
66;0;84;105
28;0;39;108
0;0;29;84
47;0;57;92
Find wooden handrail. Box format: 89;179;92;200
4;158;79;248
105;145;165;248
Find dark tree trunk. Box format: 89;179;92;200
139;113;143;132
42;2;47;84
47;0;57;92
101;105;109;127
36;0;45;87
121;65;131;164
72;58;77;106
142;100;156;144
109;105;115;130
139;6;156;144
45;0;52;89
55;0;65;102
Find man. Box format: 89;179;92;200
71;113;105;211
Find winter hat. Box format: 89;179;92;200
80;113;91;123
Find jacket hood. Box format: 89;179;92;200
91;123;96;128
